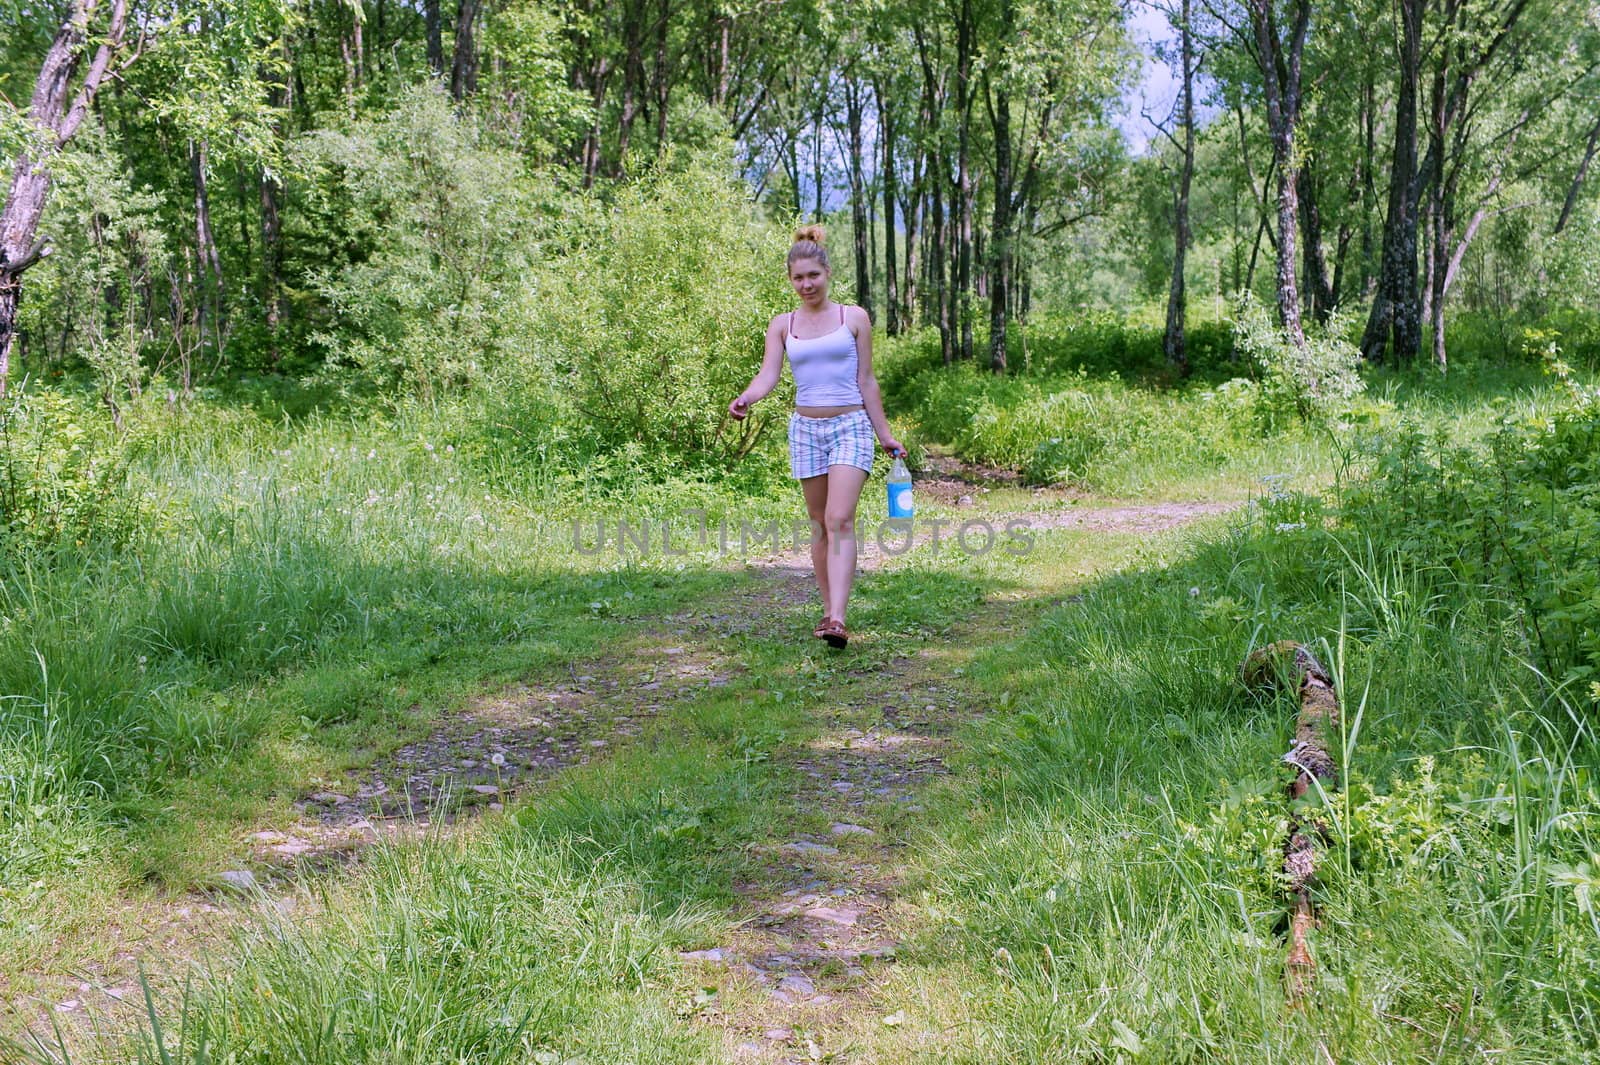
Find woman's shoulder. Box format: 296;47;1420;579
843;303;872;332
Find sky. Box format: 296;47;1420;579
1115;2;1185;156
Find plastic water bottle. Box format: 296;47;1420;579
886;454;914;519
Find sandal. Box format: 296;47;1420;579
813;615;833;639
819;618;848;649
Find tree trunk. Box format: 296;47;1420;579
1361;0;1423;363
1164;0;1195;374
579;53;613;188
876;77;900;336
261;165;283;366
190;138;224;353
1357;64;1378;298
1554;112;1600;235
1020;196;1038;321
986;0;1016;374
426;0;443;74
1429;177;1449;371
844;72;873;319
0;0;129;395
1298;161;1334;324
988;85;1011;373
901;129;922;330
916;26;951;362
1250;0;1309;346
651;0;670;157
785;133;802;218
616;0;645;174
712;14;731;111
811;94;825;219
955;0;975;361
450;0;482;100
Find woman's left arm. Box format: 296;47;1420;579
852;305;904;457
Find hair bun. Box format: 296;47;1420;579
793;224;827;246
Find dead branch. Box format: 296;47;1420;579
1240;640;1342;1007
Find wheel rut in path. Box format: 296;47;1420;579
680;539;1042;1063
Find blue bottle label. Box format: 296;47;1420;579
887;482;914;518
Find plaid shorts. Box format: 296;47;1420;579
788;409;875;479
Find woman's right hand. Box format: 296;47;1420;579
729;394;752;420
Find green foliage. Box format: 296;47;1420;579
530;147;793;468
14;134;170;406
1340;382;1600;695
0;387;139;554
296;85;557;400
479;0;592;159
904;360;1258;488
903;457;1600;1059
1231;293;1366;426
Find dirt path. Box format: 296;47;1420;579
683;573;1029;1063
9;475;1239;1058
676;495;1244;1061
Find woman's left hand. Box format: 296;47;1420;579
880;436;905;458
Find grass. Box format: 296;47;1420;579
3;351;1597;1062
0;391;821;981
879;321;1584;502
1;460;1151;1061
848;505;1600;1061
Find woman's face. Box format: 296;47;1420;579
789;258;829;303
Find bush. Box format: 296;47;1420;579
0;387;140;555
1338;381;1600;696
296;84;558;401
900;360;1259;489
1231;293;1365;427
528;146;793;472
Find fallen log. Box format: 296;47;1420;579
1240;640;1341;1006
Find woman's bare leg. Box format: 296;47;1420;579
823;464;870;624
801;474;831;613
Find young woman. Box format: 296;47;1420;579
728;224;904;649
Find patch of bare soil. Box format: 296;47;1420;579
999;499;1244;535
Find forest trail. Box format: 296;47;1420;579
681;553;1037;1063
9;473;1242;1061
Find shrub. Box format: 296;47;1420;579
0;387;139;555
1231;293;1365;427
1338;383;1600;696
901;360;1259;489
529;146;793;472
296;85;557;401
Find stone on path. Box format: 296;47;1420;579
218;870;259;891
776;973;816;996
830;822;874;837
781;841;838;856
803;905;859;927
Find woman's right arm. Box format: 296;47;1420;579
729;316;786;419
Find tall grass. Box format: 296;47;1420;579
858;459;1599;1060
2;748;773;1065
878;314;1581;499
0;387;819;963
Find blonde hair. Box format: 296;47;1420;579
788;224;830;272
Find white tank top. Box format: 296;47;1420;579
785;304;864;406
